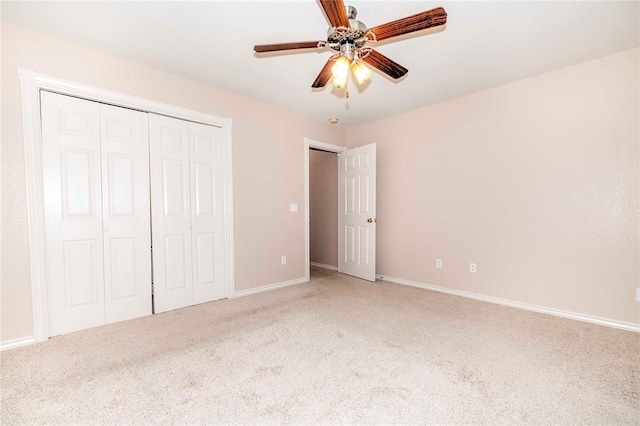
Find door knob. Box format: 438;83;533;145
367;218;377;223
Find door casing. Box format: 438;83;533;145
303;137;345;282
304;138;377;282
19;68;235;343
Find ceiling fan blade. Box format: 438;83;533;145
368;7;447;42
319;0;350;28
312;58;337;88
362;50;408;80
254;41;321;53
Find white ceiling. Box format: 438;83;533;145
2;1;638;126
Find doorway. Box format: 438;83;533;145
303;138;378;282
303;138;344;281
309;148;339;272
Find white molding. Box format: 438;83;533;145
18;68;235;343
1;337;35;351
305;138;347;153
233;277;308;298
303;137;345;283
222;124;235;300
20;69;50;342
18;69;232;128
380;275;640;333
310;262;338;271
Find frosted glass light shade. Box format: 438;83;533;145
351;60;372;84
331;56;350;88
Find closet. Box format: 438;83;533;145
42;91;151;335
40;91;228;337
149;114;227;313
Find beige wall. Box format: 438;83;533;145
0;24;346;342
309;149;338;267
347;48;640;325
2;24;638;344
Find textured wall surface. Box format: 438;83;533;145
309;149;338;268
347;48;640;325
0;24;346;342
2;24;638;344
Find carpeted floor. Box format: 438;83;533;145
1;266;639;424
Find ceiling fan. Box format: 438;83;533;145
254;1;447;94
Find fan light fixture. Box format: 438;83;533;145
331;56;372;89
351;60;373;84
329;39;373;94
253;2;448;96
331;56;350;88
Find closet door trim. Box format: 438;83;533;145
19;68;235;343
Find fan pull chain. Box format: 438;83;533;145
346;89;350;98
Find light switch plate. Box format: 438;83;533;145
290;203;298;212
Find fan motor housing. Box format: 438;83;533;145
326;5;368;48
327;19;368;47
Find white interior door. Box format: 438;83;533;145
338;143;377;281
41;91;105;335
42;92;153;335
100;104;152;323
149;114;193;313
150;115;227;313
189;122;227;304
38;88;231;337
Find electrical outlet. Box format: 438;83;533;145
470;263;477;273
281;256;287;265
436;259;443;269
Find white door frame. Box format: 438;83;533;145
19;68;235;342
303;137;345;282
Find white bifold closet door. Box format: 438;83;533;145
149;114;226;313
41;91;152;336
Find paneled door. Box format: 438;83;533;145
189;122;227;304
338;143;377;281
41;92;152;336
150;115;227;313
149;114;193;313
100;104;152;323
41;91;105;335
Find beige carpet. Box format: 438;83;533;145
1;266;639;425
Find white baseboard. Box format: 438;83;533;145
379;275;640;333
310;262;338;271
233;277;308;298
1;336;35;351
